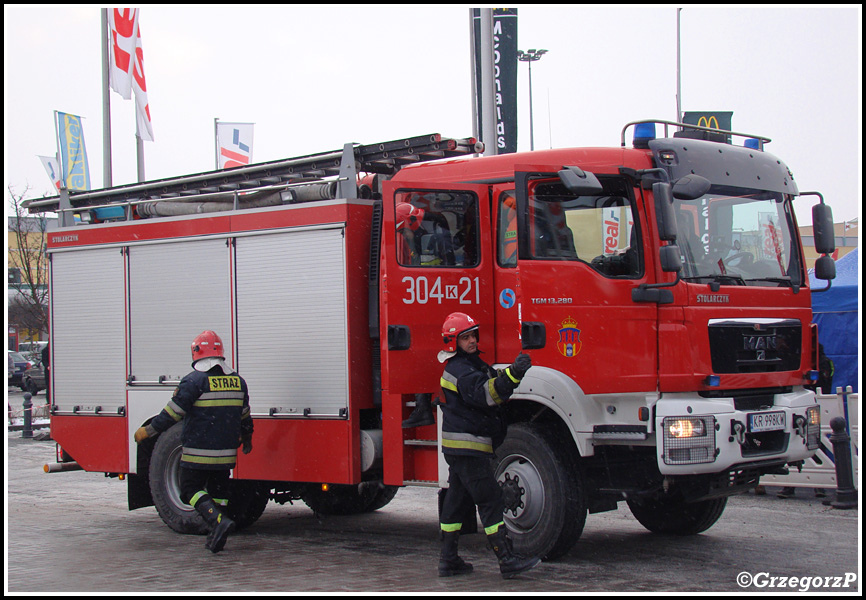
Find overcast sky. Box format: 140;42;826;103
3;5;862;226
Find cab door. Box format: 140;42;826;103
511;167;659;395
379;180;495;397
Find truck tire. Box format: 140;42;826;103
148;423;208;535
626;495;727;535
494;422;587;560
363;484;399;512
301;482;398;515
226;480;270;530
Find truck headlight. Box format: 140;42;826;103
805;405;821;450
667;418;707;438
662;416;716;465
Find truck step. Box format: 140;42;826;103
404;439;437;447
403;479;439;488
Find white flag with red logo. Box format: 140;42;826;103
216;122;255;169
38;155;63;191
108;8;153;141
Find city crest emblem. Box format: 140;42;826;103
557;317;582;357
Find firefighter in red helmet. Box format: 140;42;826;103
134;330;253;553
436;312;540;578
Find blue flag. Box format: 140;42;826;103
56;111;91;190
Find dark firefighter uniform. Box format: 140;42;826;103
438;350;522;537
143;364;253;552
147;367;253;472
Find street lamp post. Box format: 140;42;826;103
517;48;548;151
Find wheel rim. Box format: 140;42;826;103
164;445;195;513
496;453;545;532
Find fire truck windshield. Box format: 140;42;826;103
674;186;801;287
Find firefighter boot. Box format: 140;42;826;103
402;393;435;428
195;497;235;553
487;529;540;579
438;531;474;577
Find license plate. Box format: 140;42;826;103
749;411;786;433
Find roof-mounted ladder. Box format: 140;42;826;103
24;133;480;222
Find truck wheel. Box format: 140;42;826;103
363;484;399;512
149;423;208;535
226;480;270;530
494;422;587;560
626;495;727;535
301;483;397;515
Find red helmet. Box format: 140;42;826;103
441;312;479;353
191;330;225;363
396;202;425;231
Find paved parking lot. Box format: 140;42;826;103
5;397;861;594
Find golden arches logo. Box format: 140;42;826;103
697;116;720;129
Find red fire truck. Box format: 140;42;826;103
30;122;837;559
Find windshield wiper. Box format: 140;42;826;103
746;276;793;287
681;274;746;286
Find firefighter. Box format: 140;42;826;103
436;312;541;578
134;330;253;553
396;202;425;266
395;203;436;429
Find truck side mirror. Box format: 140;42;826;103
814;254;836;281
660;244;683;273
672;174;711;200
558;166;604;195
653;182;678;242
811;201;835;255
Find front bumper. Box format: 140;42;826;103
655;388;820;476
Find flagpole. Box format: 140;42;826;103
101;8;112;188
215;118;220;169
136;129;145;182
54;110;74;227
676;8;682;124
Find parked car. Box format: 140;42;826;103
18;341;48;362
22;361;47;395
8;351;34;390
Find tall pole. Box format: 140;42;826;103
479;9;497;156
469;8;479;146
100;8;112;188
676;8;682;124
528;60;535;151
518;49;548;151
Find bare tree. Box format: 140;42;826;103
8;185;51;339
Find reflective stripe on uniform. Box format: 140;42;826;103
165;400;186;422
440;522;463;533
189;490;207;508
195;390;245;408
484;521;504;535
181;446;238;465
440;371;458;393
441;431;494;454
485;378;505;406
194;398;245;408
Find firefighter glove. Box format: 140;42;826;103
240;434;253;454
134;426;149;444
509;353;532;380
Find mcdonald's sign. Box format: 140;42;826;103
681;111;733;143
682;111;732;131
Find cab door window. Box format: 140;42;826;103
394;190;479;267
527;176;641;277
497;191;518;267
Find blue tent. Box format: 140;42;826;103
809;248;859;392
